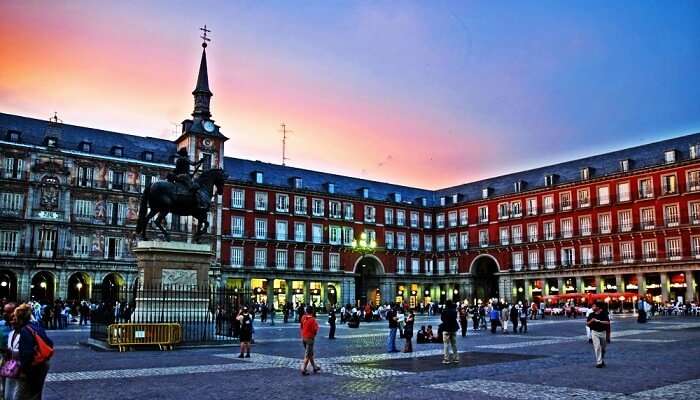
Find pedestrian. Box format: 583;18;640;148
328;308;336;340
471;306;479;331
586;301;611;368
441;300;459;364
459;306;468;337
530;302;538;320
585;306;594;343
501;304;509;334
489;304;500;334
300;306;320;375
637;298;647;323
386;306;399;353
269;304;275;326
510;304;519;334
518;303;528;333
1;302;17;399
403;311;414;353
236;307;253;358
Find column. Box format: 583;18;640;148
576;277;585;294
543;281;550;297
594;276;602;294
303;280;310;305
266;282;274;307
615;275;624;294
686;270;696;303
636;273;646;298
660;272;669;303
523;278;531;302
557;278;564;295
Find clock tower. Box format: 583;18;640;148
176;28;228;171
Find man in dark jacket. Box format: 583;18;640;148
441;300;459;364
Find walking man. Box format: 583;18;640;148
386;305;399;353
441;300;459;364
586;301;611;368
459;305;468;337
489;304;500;334
518;303;528;333
328;308;336;339
300;306;320;375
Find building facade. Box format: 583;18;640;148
1;43;698;307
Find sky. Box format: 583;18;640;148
1;1;699;189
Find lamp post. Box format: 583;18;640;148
351;232;377;307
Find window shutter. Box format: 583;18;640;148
107;170;113;189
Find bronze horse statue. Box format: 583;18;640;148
135;168;227;242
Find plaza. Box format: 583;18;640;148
43;314;700;399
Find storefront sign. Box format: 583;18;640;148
37;211;60;219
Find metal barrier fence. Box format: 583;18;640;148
90;284;251;346
108;323;182;351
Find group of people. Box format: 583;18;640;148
0;300;54;399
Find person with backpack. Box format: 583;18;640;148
236;307;253;358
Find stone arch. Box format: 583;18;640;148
67;272;92;302
469;254;500;302
102;273;126;303
353;255;384;306
352;255;385;274
31;271;56;304
469;254;500;274
0;270;18;301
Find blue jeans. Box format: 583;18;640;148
387;327;398;352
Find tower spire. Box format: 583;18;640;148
192;25;213;119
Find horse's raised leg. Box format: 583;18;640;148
154;211;170;242
141;209;159;240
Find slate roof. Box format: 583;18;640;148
2;112;699;207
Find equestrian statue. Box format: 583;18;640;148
135;148;227;242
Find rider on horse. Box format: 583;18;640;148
169;148;207;209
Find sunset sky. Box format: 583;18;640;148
1;1;699;189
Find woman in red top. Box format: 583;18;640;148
300;306;320;376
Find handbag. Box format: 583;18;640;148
0;359;20;378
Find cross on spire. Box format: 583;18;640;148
200;25;211;48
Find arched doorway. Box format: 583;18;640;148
67;272;91;302
31;271;55;304
327;284;338;306
470;255;499;302
102;273;125;303
0;271;18;301
354;255;384;307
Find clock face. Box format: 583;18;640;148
202;120;215;132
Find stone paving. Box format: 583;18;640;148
42;314;700;400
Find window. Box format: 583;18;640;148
255;192;268;210
693;236;700;258
661;174;677;195
385;208;394;225
7;131;20;142
231;216;244;237
664;204;679;226
600;243;613;263
688;171;700;192
143;151;153;161
528;250;539;269
0;192;23;212
410;211;419;227
437;213;445;228
579;215;591;236
275;249;288;270
106;202;127;225
344;202;354;220
312;199;324;216
544;249;556;268
397;257;406;275
329;226;341;245
448;233;457;250
638;178;653;199
691;144;700;159
230;247;243;268
329;253;340;271
643;240;657;261
397;209;406;226
561;248;575;266
72;235;90;258
104;236;123;260
528;223;538;242
440;197;446;206
580;167;590;180
597;186;609;205
435;234;443;251
640;208;655;229
513;181;522;193
526;198;537;216
365;229;376;244
512;252;523;271
342;226;354;245
107;170;124;190
460;232;468;249
140;174;160;193
543;195;554;213
112;147;123;157
231;189;244;208
76;165;93;187
411;258;420;274
478;207;488;223
577;189;590;207
664;150;676;164
254;248;267;268
312;224;323;243
621;242;634;263
560;218;572;238
617;182;630;202
423;214;432;228
511;201;522;217
276;194;289;212
46;137;57;147
499;227;509;245
459;209;468;225
424;235;433;252
312;252;323;271
560;192;572;210
479;230;489;247
255;219;267;239
598;213;611;234
544;174;555;186
689;202;700;224
327;183;335;193
511;225;522;244
293;178;303;189
294;222;306;242
543;221;554;240
329;201;341;218
255;172;263;184
437;259;445;275
293;196;307;214
293;251;305;270
620;159;629;172
385;231;395;249
362;188;369;198
276;220;288;241
498;203;509;219
580;246;593;265
449;258;458;274
364;206;376;223
3;157;24;180
7;230;25;256
412;233;420;251
618;210;632;232
482;188;490;199
447;211;457;226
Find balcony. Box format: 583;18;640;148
664;217;680;227
0;208;23;218
641;220;656;230
500;238;509;246
71;213;94;224
560;230;573;239
617;192;631;203
578;200;590;208
0;169;28;181
667;251;682;261
643;253;657;262
513;263;524;272
638;191;654;200
618;223;633;233
691;214;700;225
597;197;609;206
687;179;700;192
544;262;557;269
512;235;523;244
560;203;572;211
661;186;677;196
528;264;539;271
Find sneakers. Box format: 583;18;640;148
245;353;250;358
442;360;451;364
595;364;604;368
451;357;460;364
237;354;244;358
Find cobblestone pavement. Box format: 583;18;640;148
43;315;700;400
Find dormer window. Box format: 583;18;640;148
544;174;555;187
143;151;153;161
620;159;630;172
513;181;522;193
361;188;369;198
393;193;402;203
440;197;446;206
482;188;490;199
293;177;303;189
254;172;264;184
690;144;699;160
45;137;57;147
664;150;676;164
111;146;123;157
327;183;335;194
7;130;20;142
452;194;459;204
80;142;91;153
580;167;590;180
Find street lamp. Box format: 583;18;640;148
351;232;377;307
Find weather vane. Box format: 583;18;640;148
200;25;211;47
